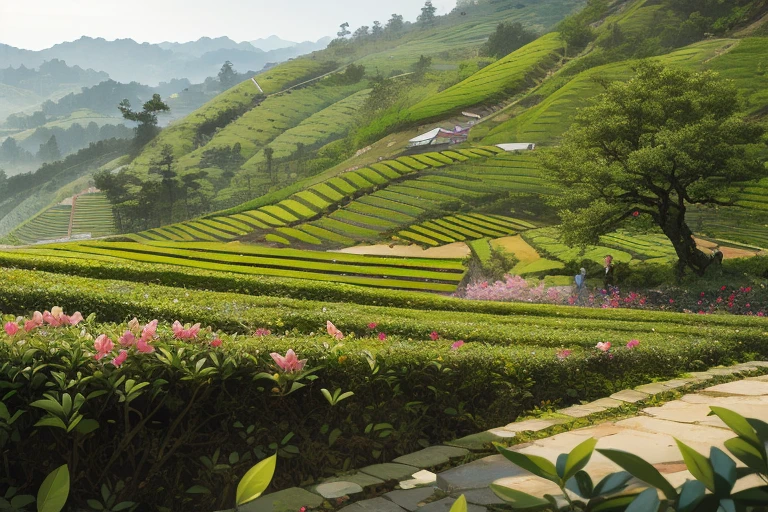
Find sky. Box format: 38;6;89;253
0;0;457;50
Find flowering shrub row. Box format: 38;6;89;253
464;274;768;316
1;306;763;510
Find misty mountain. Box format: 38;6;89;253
158;36;259;57
0;59;108;96
0;36;332;86
249;35;298;51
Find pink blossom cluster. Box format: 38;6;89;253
4;307;84;337
464;275;550;302
172;321;201;340
95;318;160;367
270;349;307;372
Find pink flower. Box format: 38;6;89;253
326;321;344;340
119;331;135;347
128;317;140;333
211;338;222;347
746;303;751;308
94;334;114;360
270;349;307;372
172;320;200;340
700;292;706;297
669;299;675;304
626;339;640;349
111;350;128;367
43;311;61;327
451;340;465;350
24;320;37;332
4;322;19;337
368;322;377;329
32;311;43;326
378;332;387;341
632;211;639;217
758;311;765;317
136;337;155;354
557;349;572;360
254;328;271;336
142;319;158;339
596;342;611;352
721;285;727;291
430;331;439;341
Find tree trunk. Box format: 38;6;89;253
661;209;719;277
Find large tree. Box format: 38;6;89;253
418;1;437;27
218;60;238;91
544;62;765;277
118;93;170;147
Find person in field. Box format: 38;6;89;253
603;255;615;290
574;267;587;304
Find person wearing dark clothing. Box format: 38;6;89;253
603;254;615;290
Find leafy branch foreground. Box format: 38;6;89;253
493;406;768;511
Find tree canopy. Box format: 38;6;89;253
544;62;766;276
118;93;170;147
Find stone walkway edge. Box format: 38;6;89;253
237;361;768;512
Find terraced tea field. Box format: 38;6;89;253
19;241;467;293
12;205;72;244
128;146;508;244
71;193;117;238
277;151;550;247
398;214;534;246
405;33;565;123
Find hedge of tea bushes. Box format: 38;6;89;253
0;268;765;353
1;311;764;511
1;254;767;328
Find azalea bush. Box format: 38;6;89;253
3;306;763;510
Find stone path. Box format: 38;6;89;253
239;362;768;511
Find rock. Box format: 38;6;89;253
393;446;469;469
558;403;607;418
634;383;673;395
400;470;438;490
499;418;568;433
322;472;385;490
704;380;768;396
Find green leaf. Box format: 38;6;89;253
724;437;766;474
556;453;568;479
112;502;136;511
185;486;211;494
30;399;64;416
718;498;736;512
328;428;342;447
597;449;677;500
564;438;598;482
321;388;333;404
625;488;660;512
448;495;467;512
710;407;762;452
587;494;640;512
677;480;706;512
565;470;593;499
86;499;104;510
75;419;100;435
731;485;768;505
37;464;69;512
235;454;277;506
10;495;35;509
592;471;632;497
495;444;560;484
337;391;354;402
675;439;715;492
34;416;68;430
710;447;737;497
489;484;550;510
252;372;276;382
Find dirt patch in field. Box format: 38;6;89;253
334;242;470;259
491;235;541;263
694;237;759;259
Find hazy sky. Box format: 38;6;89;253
0;0;457;50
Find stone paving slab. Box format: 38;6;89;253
461;488;505;506
393;446;469;469
558;402;609;418
704;379;768;396
316;481;364;499
399;469;437;490
339;497;405;512
610;389;649;403
436;454;525;492
417;497;487;512
634;382;673;394
321;472;386;490
384;487;437;511
498;418;568;433
240;487;324;512
444;431;505;451
360;463;419;482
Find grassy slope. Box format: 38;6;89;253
9;109;123;142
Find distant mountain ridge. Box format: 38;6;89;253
0;35;332;86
